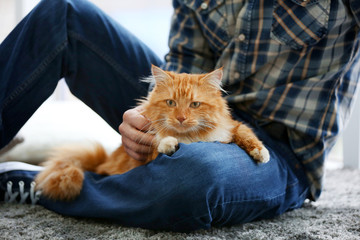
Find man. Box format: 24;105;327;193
0;0;359;232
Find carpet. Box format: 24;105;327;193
1;168;359;240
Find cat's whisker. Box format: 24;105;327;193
197;120;216;130
156;124;172;136
133;118;167;145
137;120;154;133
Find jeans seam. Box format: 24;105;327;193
1;40;68;110
67;31;148;94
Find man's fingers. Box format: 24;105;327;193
121;136;153;155
123;145;149;162
123;106;151;132
119;121;154;146
119;107;156;162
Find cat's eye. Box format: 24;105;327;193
190;102;201;108
166;99;176;107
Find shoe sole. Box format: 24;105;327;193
0;161;43;174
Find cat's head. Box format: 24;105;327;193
141;65;229;137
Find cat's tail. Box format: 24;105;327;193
35;143;108;201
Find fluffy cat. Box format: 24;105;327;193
35;65;270;201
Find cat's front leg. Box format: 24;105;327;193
157;136;179;155
232;122;270;163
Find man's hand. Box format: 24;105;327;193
119;106;155;162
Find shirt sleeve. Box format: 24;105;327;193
162;0;216;74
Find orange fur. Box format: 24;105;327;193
35;66;269;201
35;143;107;200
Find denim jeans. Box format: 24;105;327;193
0;0;309;232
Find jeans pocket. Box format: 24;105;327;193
181;0;230;52
271;0;331;50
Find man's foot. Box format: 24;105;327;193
0;161;43;204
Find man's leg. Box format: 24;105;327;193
0;0;310;231
0;127;310;232
0;0;163;148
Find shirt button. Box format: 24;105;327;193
234;72;240;79
238;34;246;42
201;2;208;10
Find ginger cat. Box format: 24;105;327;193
35;65;270;201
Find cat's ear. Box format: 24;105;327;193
202;67;225;92
151;65;171;84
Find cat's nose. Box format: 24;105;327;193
177;116;186;123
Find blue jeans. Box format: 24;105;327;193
0;0;309;232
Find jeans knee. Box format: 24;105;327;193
37;0;98;20
160;142;250;207
173;142;252;184
152;142;253;231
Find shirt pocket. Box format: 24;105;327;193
271;0;331;50
182;0;230;53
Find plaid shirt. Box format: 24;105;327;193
163;0;360;200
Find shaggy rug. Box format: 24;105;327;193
0;168;359;240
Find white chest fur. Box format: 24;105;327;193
203;126;233;143
156;124;233;146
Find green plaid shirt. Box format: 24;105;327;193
163;0;360;200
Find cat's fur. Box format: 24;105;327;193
35;65;270;201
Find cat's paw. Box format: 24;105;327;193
157;136;179;155
35;163;84;201
250;147;270;163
